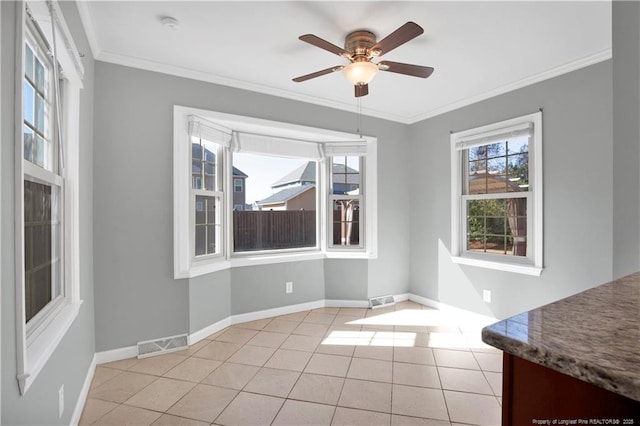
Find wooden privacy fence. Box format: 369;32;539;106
234;210;316;251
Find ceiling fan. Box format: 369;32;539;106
292;21;434;97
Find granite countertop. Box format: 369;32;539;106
482;272;640;402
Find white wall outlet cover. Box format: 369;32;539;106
483;289;492;303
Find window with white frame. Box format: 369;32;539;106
329;155;364;248
173;107;377;278
16;1;84;394
191;137;223;257
450;111;543;276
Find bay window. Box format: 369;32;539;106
173;107;377;278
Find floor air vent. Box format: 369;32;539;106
369;295;395;309
137;334;188;359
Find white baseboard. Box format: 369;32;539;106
408;293;497;325
324;299;369;308
70;354;96;426
231;300;325;325
392;293;410;303
189;317;232;346
92;293;494;367
94;345;138;365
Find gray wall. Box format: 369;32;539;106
1;2;96;424
408;61;614;320
612;1;640;278
93;61;411;350
189;269;231;334
231;260;325;315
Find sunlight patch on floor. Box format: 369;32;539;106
321;330;416;347
348;309;457;327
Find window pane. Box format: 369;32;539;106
194;195;219;256
35;93;46;134
332;156;360;195
468;145;486;161
465;136;530;196
24;180;61;323
332;199;360;246
466;197;527;257
24;81;35;126
507;138;528;155
507;153;529;191
35;57;46;92
26;44;34;82
486;142;506;158
191;138;219;191
24;126;35;163
232;153;316;252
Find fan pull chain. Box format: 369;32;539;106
357;97;363;138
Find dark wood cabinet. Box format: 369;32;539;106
502;353;640;425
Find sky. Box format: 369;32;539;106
233;153;307;204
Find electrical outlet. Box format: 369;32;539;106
483;289;492;303
58;385;64;418
285;281;293;294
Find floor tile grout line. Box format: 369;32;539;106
82;304;501;426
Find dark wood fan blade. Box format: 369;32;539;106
355;84;369;97
299;34;350;57
378;61;434;78
371;22;424;57
292;66;344;82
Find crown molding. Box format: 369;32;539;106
408;48;612;123
95;50;413;124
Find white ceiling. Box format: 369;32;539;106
77;1;612;124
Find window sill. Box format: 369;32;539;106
451;256;543;276
19;300;82;394
177;250;376;278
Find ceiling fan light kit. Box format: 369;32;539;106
293;21;434;97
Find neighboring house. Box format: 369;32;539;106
258;184;316;210
191;142;248;210
232;167;248;210
258;161;359;210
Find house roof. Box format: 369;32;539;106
258;184;315;205
271;161;359;188
272;162;316;188
468;171;524;193
232;167;248;178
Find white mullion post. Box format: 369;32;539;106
14;2;29;394
224;146;232;258
359;156;365;249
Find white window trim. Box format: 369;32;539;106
174;106;377;279
450;111;543;276
14;1;84;395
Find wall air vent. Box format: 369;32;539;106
137;333;188;359
369;295;395;309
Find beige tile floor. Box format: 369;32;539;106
80;301;503;426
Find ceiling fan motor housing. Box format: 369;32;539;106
344;30;378;58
